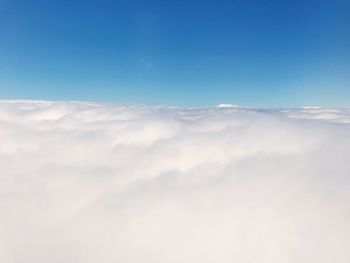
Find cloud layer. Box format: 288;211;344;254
1;100;350;263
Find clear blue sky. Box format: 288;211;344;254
0;0;349;107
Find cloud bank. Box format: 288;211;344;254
1;100;350;263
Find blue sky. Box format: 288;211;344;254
0;0;349;107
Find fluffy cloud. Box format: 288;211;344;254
1;100;350;263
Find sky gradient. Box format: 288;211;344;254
1;0;349;107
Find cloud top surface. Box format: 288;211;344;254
1;100;350;263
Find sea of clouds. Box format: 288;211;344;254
1;100;350;263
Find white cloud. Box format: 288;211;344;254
1;100;350;263
216;103;239;108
